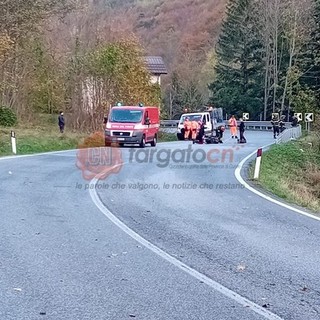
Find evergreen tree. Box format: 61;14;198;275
208;0;264;119
299;0;320;111
169;71;184;118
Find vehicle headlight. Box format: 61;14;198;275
105;130;111;136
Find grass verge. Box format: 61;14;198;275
0;127;88;157
0;125;177;157
157;131;177;142
250;135;320;212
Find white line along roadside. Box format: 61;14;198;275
235;145;320;222
89;171;283;320
0;148;77;161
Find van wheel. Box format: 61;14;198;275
140;136;146;148
150;135;157;147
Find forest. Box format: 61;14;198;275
0;0;319;129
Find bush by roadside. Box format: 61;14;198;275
0;106;17;127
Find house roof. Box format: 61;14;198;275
145;56;168;75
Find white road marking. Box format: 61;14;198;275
89;170;283;320
0;149;75;161
0;141;174;162
234;144;320;221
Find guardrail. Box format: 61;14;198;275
238;121;292;131
160;120;293;131
161;120;179;127
276;125;302;144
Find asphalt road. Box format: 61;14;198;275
0;131;319;320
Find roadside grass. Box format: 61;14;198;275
250;134;320;212
0;118;177;157
158;131;177;142
0;127;88;156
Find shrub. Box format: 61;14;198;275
0;106;17;126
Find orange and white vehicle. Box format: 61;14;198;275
105;104;160;148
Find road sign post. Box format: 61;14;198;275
294;113;302;122
243;113;249;121
304;113;314;134
11;131;17;154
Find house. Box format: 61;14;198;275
144;56;168;85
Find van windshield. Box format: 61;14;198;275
180;114;204;123
110;109;143;123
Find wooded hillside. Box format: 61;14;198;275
1;0;319;128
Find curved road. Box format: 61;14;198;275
0;131;319;320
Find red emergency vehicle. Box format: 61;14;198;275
105;104;160;148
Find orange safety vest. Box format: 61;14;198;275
229;118;237;127
191;120;198;130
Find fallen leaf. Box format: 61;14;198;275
237;264;246;272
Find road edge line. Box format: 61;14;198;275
234;144;320;222
89;174;283;320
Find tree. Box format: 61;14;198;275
209;0;264;119
0;0;76;40
299;0;320;112
164;71;184;119
26;38;65;114
70;38;161;130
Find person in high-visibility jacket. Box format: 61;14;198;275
184;118;191;140
228;115;238;139
191;119;199;141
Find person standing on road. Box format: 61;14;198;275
184;117;191;140
58;111;65;133
291;115;298;127
228;115;238;139
238;118;246;143
197;120;205;144
191;119;199;143
279;115;286;133
271;115;280;139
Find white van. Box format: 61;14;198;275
176;112;211;140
